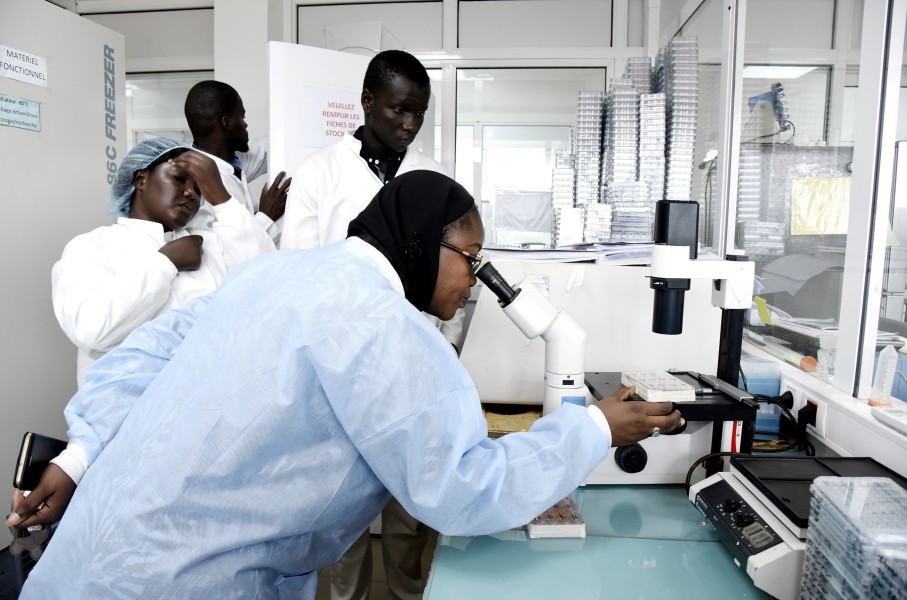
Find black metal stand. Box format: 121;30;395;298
705;305;755;476
708;254;756;475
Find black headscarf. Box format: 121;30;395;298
347;171;476;312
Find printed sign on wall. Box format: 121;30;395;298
300;86;363;149
0;44;48;87
0;93;40;131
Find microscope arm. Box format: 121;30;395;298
651;245;754;310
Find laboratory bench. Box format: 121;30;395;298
424;484;771;599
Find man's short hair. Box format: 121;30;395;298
362;50;430;95
184;80;241;137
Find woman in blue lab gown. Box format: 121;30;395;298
18;171;681;599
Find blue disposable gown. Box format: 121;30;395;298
21;240;612;600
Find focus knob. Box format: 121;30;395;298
615;444;648;473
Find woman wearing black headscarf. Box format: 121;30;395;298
347;169;478;315
17;171;682;600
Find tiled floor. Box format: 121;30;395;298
315;531;439;600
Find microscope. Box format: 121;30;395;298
472;199;759;483
475;261;588;416
475;199;755;413
648;199;755;388
646;199;759;472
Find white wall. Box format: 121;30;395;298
297;1;443;50
0;0;125;527
458;0;613;48
85;8;214;72
214;0;273;147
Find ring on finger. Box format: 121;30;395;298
650;426;661;438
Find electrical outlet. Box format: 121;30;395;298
780;378;808;417
806;397;828;437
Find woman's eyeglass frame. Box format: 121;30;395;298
440;241;483;273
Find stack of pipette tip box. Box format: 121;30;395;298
574;91;605;207
550;149;584;247
583;203;612;243
800;477;907;599
657;36;698;202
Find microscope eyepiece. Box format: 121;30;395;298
476;262;520;307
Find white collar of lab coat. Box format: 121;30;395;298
116;216;181;242
192;146;246;184
348;237;404;296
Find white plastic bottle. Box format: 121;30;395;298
817;333;837;384
870;345;899;406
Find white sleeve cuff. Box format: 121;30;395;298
210;196;240;215
586;405;612;441
49;440;90;485
254;210;275;229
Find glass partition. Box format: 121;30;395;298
671;0;907;403
876;12;907;403
126;72;212;150
679;0;724;249
455;68;607;247
725;0;863;384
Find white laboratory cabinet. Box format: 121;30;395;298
0;0;125;516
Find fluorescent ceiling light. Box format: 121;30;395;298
742;66;816;79
457;72;494;81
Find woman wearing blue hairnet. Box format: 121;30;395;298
13;171;682;599
43;138;275;500
52;138;275;390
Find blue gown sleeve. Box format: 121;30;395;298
64;294;213;463
323;308;612;537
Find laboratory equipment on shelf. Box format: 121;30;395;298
689;456;907;600
745;82;794;142
475;261;586;416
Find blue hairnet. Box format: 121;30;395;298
107;138;191;218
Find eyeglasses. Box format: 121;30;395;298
440;241;483;273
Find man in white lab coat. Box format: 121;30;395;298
184;80;291;246
280;50;461;600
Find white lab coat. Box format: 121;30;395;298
188;137;282;245
52;198;275;388
281;133;464;348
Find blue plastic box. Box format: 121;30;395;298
754;408;782;440
739;356;782;439
738;355;782;397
